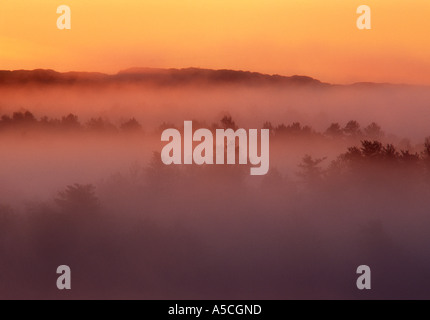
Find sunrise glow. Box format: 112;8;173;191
1;0;430;84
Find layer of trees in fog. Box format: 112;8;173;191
0;111;142;133
0;110;388;142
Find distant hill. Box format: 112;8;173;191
0;68;327;87
0;69;109;85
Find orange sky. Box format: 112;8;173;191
1;0;430;84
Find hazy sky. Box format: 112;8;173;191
1;0;430;84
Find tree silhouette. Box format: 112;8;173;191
423;138;430;176
400;150;420;164
424;137;430;158
272;122;314;137
287;122;303;135
86;117;117;132
120;118;142;132
361;140;383;158
158;122;177;133
4;111;38;127
263;121;275;136
364;122;384;140
1;115;11;123
61;114;81;129
325;123;343;138
297;155;326;185
55;184;100;214
344;146;362;160
382;144;399;161
220;115;238;130
344;120;362;138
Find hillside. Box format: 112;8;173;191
0;68;326;87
